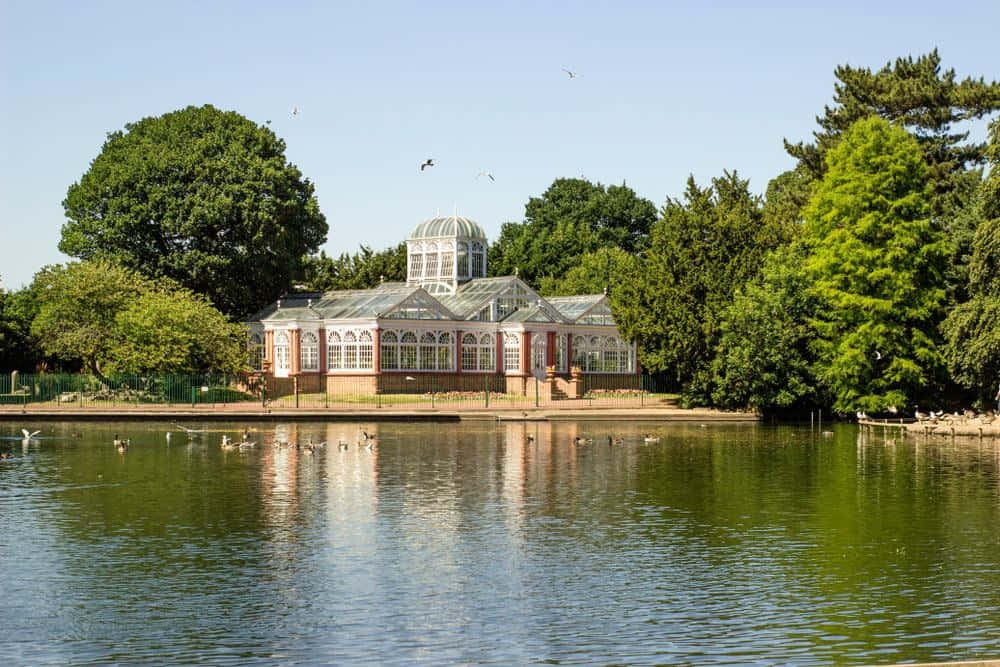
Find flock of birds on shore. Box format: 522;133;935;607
856;408;997;426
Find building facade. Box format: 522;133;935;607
247;215;638;397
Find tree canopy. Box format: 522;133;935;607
614;171;790;399
60;104;328;318
804;116;948;412
489;178;656;288
785;49;1000;212
941;119;1000;401
29;260;247;376
300;243;406;292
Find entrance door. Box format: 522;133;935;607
531;334;547;380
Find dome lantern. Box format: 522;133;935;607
406;214;488;294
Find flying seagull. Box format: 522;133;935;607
420;159;434;171
477;171;495;182
291;106;300;116
562;68;580;79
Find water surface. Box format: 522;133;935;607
1;421;998;664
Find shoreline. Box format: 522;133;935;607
0;404;759;423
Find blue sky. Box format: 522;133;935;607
1;0;997;290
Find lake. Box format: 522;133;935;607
1;420;998;665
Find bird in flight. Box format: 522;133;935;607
265;120;272;125
420;159;434;171
291;106;301;116
562;68;580;79
477;171;495;182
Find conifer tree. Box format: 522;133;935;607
804;117;948;412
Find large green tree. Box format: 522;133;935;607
300;243;406;292
804;117;949;413
614;171;790;400
489;178;656;288
785;49;1000;214
30;260;247;376
538;247;639;297
709;244;820;412
60;104;328;318
941;119;1000;403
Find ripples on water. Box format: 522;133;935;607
1;421;999;665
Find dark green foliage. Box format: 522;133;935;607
538;247;639;297
804;117;949;413
0;278;43;372
785;49;1000;209
299;243;406;292
29;261;248;376
614;171;791;401
942;119;1000;401
710;245;819;411
60;104;328;318
488;178;656;288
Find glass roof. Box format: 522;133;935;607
253;286;425;321
546;295;606;320
408;215;487;240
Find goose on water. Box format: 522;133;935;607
643;434;660;443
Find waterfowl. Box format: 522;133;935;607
113;434;126;448
21;429;40;439
116;439;128;453
527;434;535;443
573;436;592;445
643;434;660;443
338;440;349;450
1;452;14;460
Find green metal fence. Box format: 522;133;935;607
0;372;677;410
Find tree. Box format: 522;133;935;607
710;245;820;411
538;247;639;297
60;104;328;318
0;280;49;372
489;178;656;288
113;290;248;375
804;117;949;413
30;260;248;376
941;119;1000;402
614;171;789;400
300;243;406;292
785;50;1000;216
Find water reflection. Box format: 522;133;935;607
0;421;998;664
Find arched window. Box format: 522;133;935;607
457;242;469;278
327;330;375;371
461;333;477;370
275;332;290;370
569;334;633;373
440;241;454;278
344;331;358;368
479;333;496;371
327;331;342;369
249;333;264;371
437;332;452;370
471;242;485;278
300;331;319;371
359;330;374;369
381;331;398;369
425;242;439;279
400;331;418;369
409;248;424;281
503;332;521;372
531;333;546;372
419;332;437;370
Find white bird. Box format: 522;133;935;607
888;405;898;414
405;376;416;381
476;171;495;182
874;351;882;360
856;411;869;420
21;429;40;439
643;434;660;443
562;68;580;79
291;106;301;116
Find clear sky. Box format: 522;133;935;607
1;0;997;290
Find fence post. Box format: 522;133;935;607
484;374;490;408
294;376;299;408
535;377;539;408
431;375;435;409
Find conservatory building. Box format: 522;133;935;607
247;215;639;398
